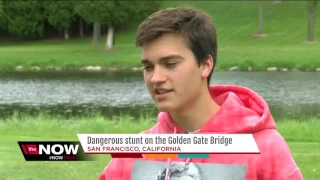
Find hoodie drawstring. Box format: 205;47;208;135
164;127;191;180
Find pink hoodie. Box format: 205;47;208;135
98;85;303;180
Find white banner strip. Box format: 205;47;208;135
77;134;260;154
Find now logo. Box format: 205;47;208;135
39;144;79;155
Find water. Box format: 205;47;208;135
0;71;319;120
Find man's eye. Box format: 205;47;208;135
166;63;177;68
143;66;153;71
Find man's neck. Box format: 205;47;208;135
169;86;220;132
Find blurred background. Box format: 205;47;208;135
0;0;319;121
0;0;319;180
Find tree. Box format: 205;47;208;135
74;1;103;44
3;0;45;39
0;0;3;18
253;0;268;38
43;1;76;40
75;0;162;49
307;0;318;42
79;17;84;38
0;0;4;29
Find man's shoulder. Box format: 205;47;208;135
253;128;292;154
254;129;302;179
254;128;295;164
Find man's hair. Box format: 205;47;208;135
135;6;218;86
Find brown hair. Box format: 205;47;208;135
136;6;218;85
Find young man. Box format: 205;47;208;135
98;7;303;180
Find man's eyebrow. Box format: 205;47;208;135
141;55;184;64
141;59;150;64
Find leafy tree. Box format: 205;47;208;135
0;0;5;29
3;0;45;39
74;1;104;44
43;1;76;40
75;0;162;49
0;0;3;18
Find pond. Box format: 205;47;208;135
0;71;319;121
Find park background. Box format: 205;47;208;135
0;0;319;179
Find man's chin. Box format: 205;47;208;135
155;102;176;112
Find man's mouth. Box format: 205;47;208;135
155;89;173;95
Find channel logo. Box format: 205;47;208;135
18;141;91;161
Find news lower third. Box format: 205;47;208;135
17;134;260;161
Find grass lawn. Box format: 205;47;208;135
0;113;319;179
0;1;320;71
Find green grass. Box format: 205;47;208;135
0;113;319;180
0;1;320;71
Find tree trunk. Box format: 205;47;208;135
258;0;263;34
253;0;267;38
307;0;317;42
92;22;101;44
79;18;84;37
64;28;69;40
106;26;114;50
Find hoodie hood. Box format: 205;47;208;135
159;85;278;180
158;85;276;134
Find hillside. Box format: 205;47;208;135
118;1;320;44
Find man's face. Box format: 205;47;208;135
141;33;205;112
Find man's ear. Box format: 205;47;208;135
201;55;214;79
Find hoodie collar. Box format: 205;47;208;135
158;85;276;134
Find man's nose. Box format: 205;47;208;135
151;66;166;83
